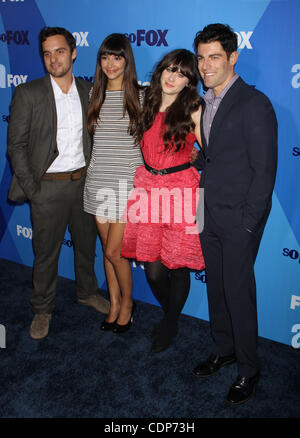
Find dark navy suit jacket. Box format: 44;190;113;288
194;77;278;232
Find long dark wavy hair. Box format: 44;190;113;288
137;49;202;151
87;33;142;136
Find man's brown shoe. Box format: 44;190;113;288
30;314;52;340
78;294;110;314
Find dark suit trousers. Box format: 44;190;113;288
200;207;267;377
30;176;98;314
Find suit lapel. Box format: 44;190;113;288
75;77;91;159
43;74;57;149
43;74;57;133
75;77;89;112
200;100;208;153
207;77;244;150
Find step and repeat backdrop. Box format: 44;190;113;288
0;0;299;348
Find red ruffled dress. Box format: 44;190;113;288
121;112;205;271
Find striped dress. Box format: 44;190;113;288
83;90;144;221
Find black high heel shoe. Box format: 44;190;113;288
100;318;118;331
113;302;136;334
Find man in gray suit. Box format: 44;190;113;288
8;27;109;340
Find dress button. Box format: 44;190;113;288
206;157;211;163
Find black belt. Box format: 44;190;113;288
145;162;190;176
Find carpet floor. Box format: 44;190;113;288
0;258;299;419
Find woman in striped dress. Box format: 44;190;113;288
84;34;143;333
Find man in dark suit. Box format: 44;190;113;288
8;27;109;340
192;24;277;405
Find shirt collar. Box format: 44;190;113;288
203;88;215;104
50;75;77;96
203;74;239;104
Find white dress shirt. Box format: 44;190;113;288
47;75;86;172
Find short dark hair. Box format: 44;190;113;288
194;23;238;58
39;26;76;54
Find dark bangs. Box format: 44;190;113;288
161;49;199;85
98;34;128;62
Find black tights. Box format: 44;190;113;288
145;260;190;325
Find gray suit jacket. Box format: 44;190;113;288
7;74;92;202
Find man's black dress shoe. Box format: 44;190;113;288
226;373;259;405
192;353;236;378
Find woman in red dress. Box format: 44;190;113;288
121;49;205;352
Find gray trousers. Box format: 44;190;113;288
30;176;98;314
